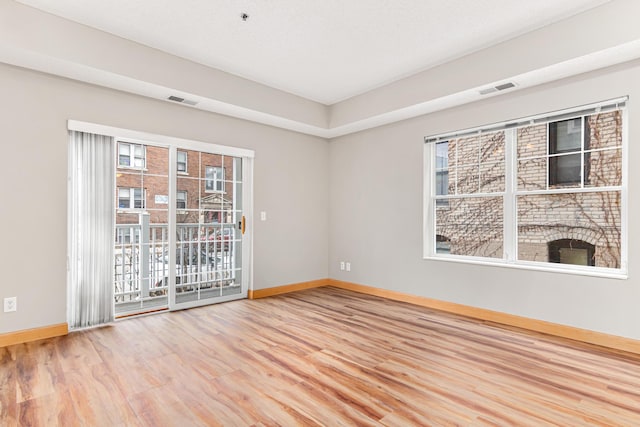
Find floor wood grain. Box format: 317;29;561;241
1;287;639;426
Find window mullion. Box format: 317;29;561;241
504;129;517;262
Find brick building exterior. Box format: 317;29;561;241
115;144;237;243
435;110;622;268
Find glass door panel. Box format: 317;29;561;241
173;151;244;308
114;143;170;316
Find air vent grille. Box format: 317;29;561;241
167;95;198;106
495;82;516;91
479;81;516;96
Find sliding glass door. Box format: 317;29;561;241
113;141;248;317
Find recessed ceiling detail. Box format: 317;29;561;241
15;0;611;104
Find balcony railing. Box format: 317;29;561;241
114;219;238;315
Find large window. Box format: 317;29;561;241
425;99;626;276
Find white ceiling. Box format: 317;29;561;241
15;0;611;105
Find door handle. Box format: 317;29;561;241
241;215;246;235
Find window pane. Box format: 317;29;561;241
436;196;503;259
517;191;621;268
118;188;130;209
517;124;547;158
518;158;546;191
435;141;449;169
586;111;622;150
480;131;505;163
456;165;479;194
559;247;589;266
133;188;144;208
216;167;225;192
436;170;448;196
435;235;451;254
480;162;504;193
550;118;582;154
585;149;621;187
177;151;187;172
549;154;581;187
456;135;479;166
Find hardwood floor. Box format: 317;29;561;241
2;287;640;426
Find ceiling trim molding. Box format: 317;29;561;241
2;39;640;140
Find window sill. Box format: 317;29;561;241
423;255;627;280
117;166;148;172
117;209;148;214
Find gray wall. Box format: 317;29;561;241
0;63;329;334
329;60;640;340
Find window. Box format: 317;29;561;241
205;166;225;192
118;142;145;168
115;227;140;244
548;239;595;267
548;118;590;187
426;99;626;275
435;142;449;207
118;187;145;209
435;235;451;254
177;150;188;173
177;190;187;209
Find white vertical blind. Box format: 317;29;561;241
68;130;115;329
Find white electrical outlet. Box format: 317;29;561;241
260;211;267;221
346;262;351;272
340;261;345;271
4;297;17;313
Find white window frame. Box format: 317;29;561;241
118;141;146;169
423;98;628;279
177;150;188;174
118;187;146;210
205;166;225;193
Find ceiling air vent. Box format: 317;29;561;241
167;95;198;106
479;82;516;96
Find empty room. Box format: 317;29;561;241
1;0;640;425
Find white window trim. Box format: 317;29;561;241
423;99;628;279
69;120;255;159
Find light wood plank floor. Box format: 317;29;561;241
2;287;640;426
